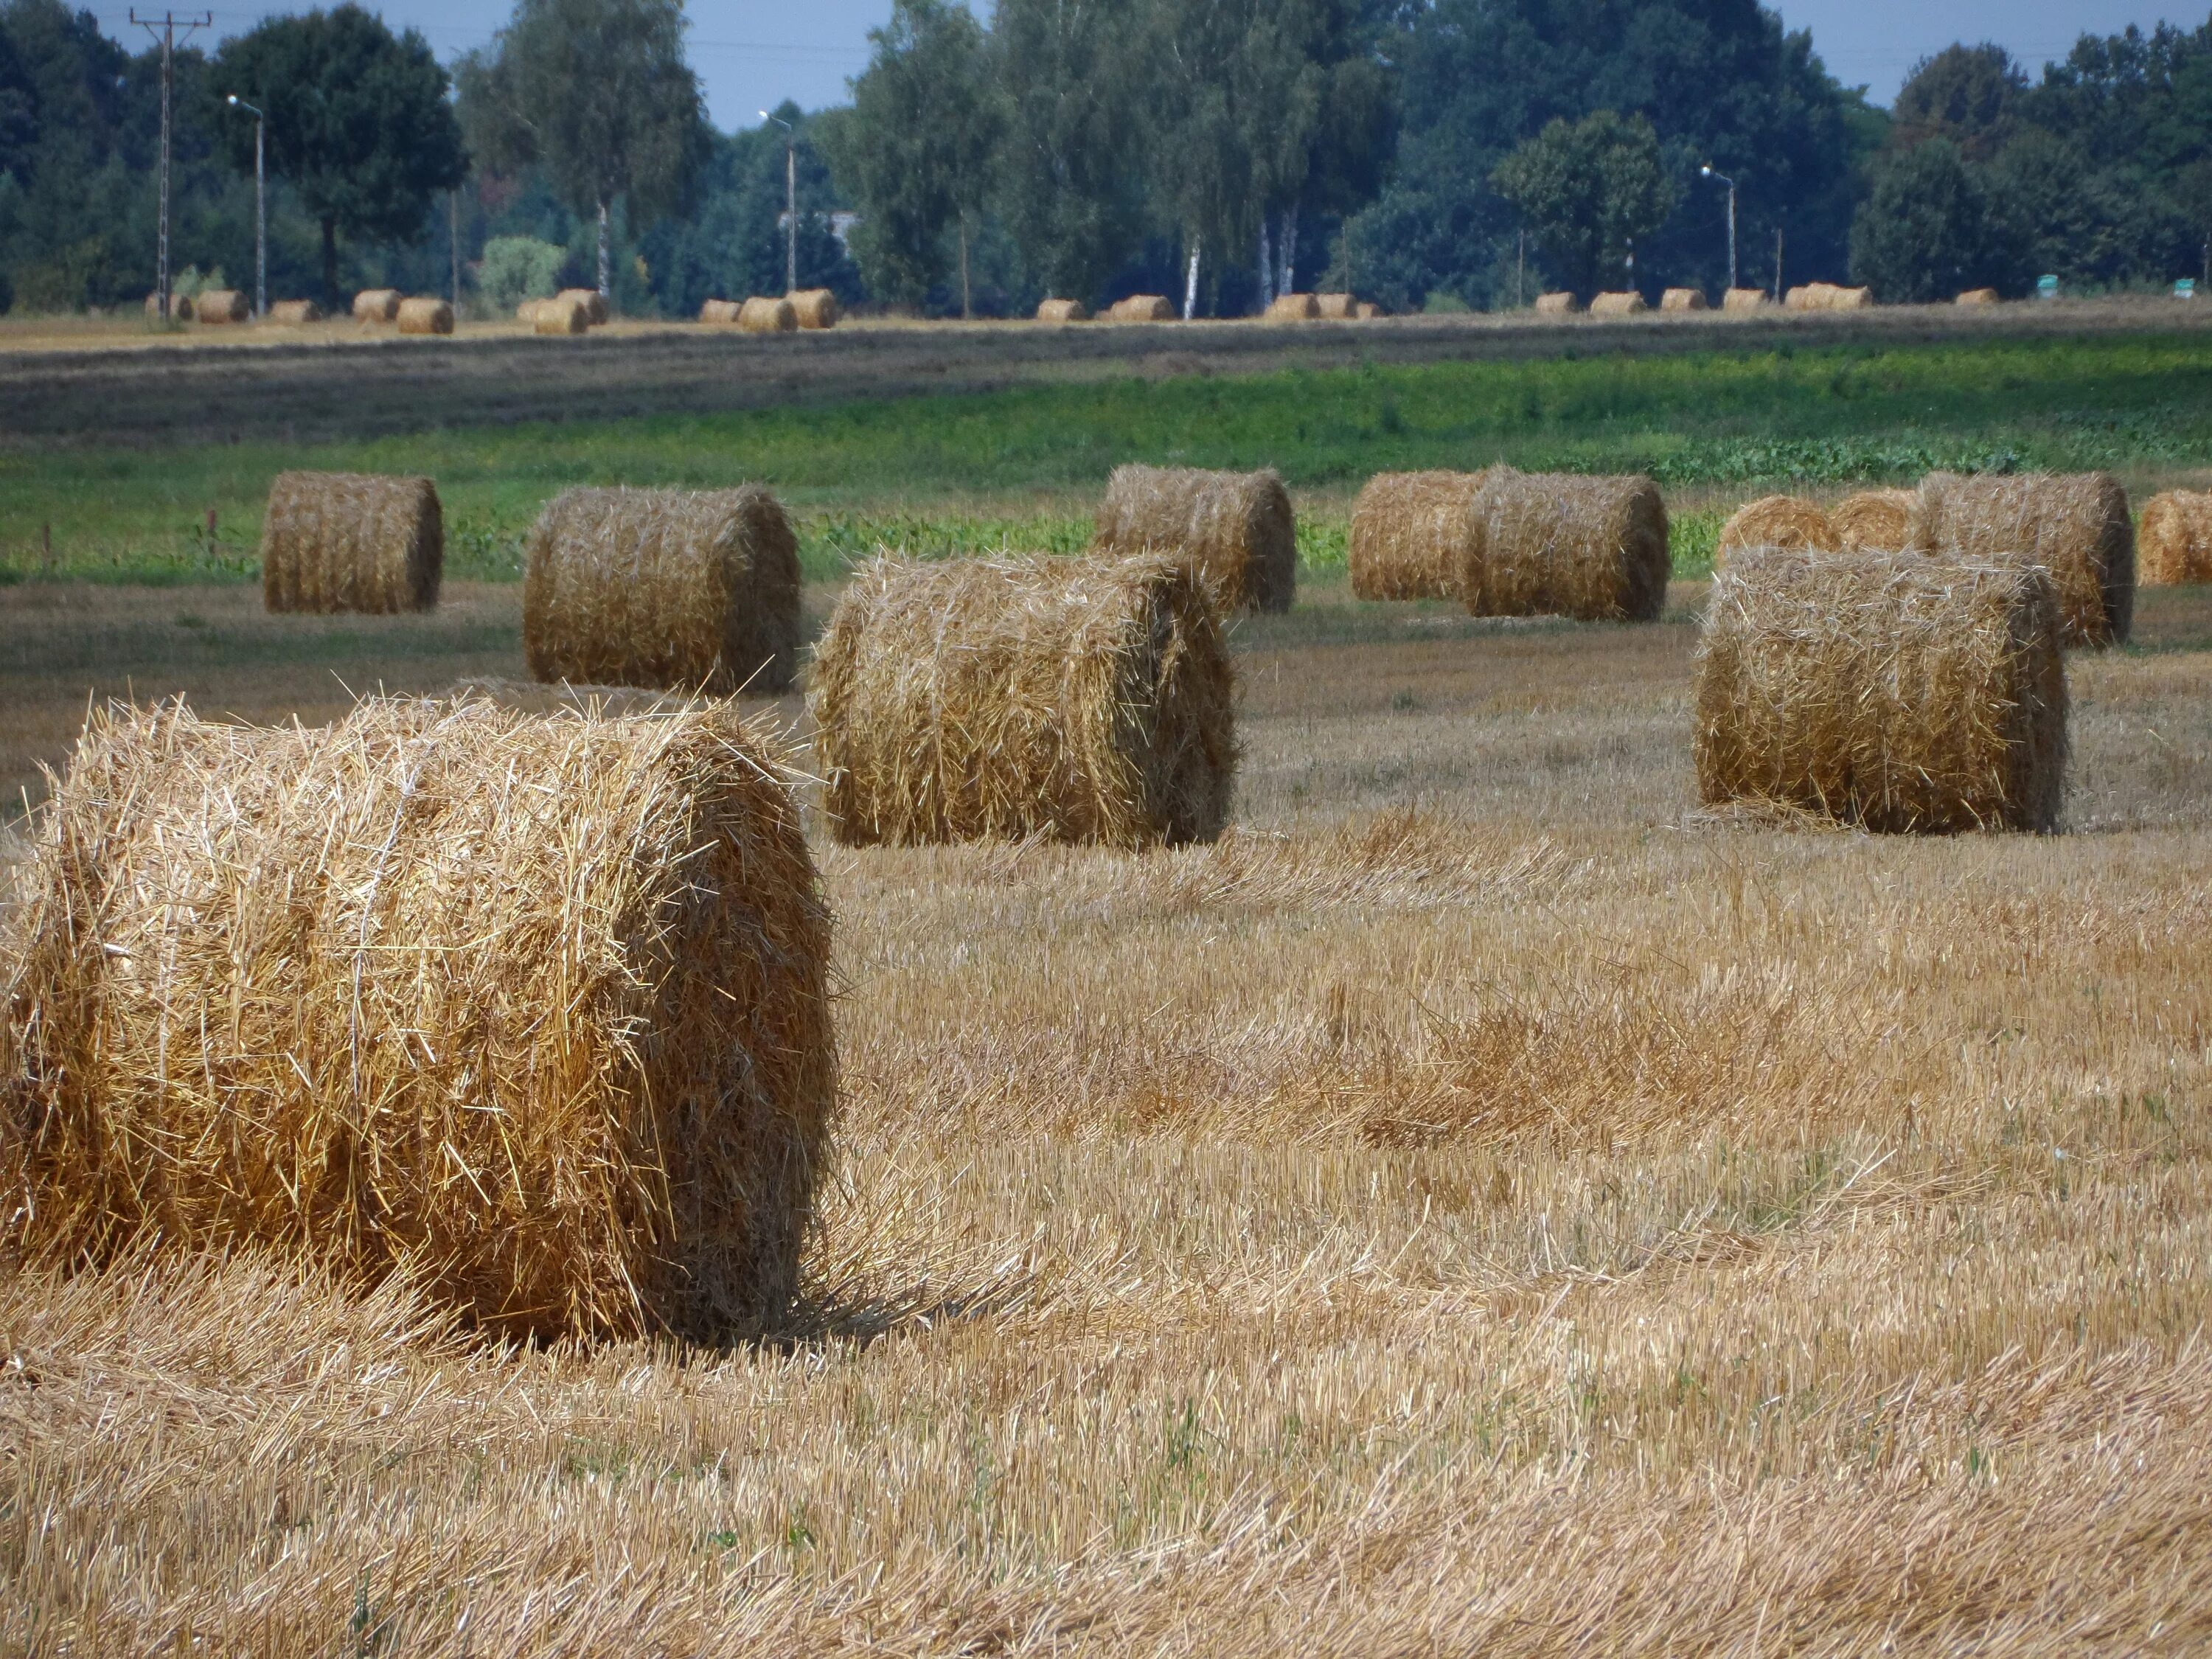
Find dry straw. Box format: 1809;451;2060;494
810;554;1235;848
195;289;248;324
738;296;798;333
1785;283;1873;311
1460;467;1670;622
2137;490;2212;585
523;486;801;695
700;298;742;324
515;298;549;324
788;289;840;329
557;288;608;325
1108;295;1175;321
1723;288;1769;312
145;291;192;320
1266;293;1319;321
1590;291;1646;316
1535;291;1579;315
1093;464;1297;613
1832;488;1927;554
397;297;453;335
266;299;321;324
1036;299;1091;322
1717;495;1838;564
260;470;442;615
0;695;835;1340
1957;288;2000;306
1354;300;1385;319
534;296;591;335
1349;470;1487;600
1315;293;1356;319
1660;288;1707;311
353;288;402;323
1917;470;2135;647
1694;545;2067;832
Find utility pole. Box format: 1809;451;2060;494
1774;226;1784;302
450;189;461;312
1517;229;1525;308
133;10;212;322
762;111;796;293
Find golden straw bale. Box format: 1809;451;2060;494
1107;294;1175;321
260;470;442;615
1315;293;1356;319
1590;291;1646;316
2136;490;2212;585
1349;470;1487;601
1694;546;2067;832
353;288;402;322
810;554;1235;848
265;299;321;324
1535;291;1580;315
534;295;591;335
523;486;801;694
1036;298;1091;321
737;296;798;333
1093;464;1297;613
1461;467;1671;622
1827;285;1873;309
1266;292;1319;321
699;298;742;324
1716;495;1839;565
1353;300;1385;319
1660;287;1707;311
1957;288;2000;306
515;298;549;324
195;288;248;324
1917;471;2135;647
788;288;840;328
0;695;834;1340
145;291;192;320
1784;284;1823;310
396;297;454;335
1722;288;1769;312
1832;489;1928;554
556;287;608;325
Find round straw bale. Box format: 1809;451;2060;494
260;470;442;615
1590;291;1647;316
1660;287;1707;311
1315;292;1356;319
1917;470;2135;647
1461;467;1670;622
1093;463;1296;613
534;295;591;335
1784;284;1822;310
397;296;454;335
265;299;322;324
1827;285;1873;309
1036;298;1091;321
1266;292;1319;321
523;485;801;695
2135;490;2212;585
1722;288;1769;312
737;296;798;333
557;287;608;325
353;288;403;322
1353;300;1385;319
145;291;192;320
1716;495;1839;564
788;288;839;329
1832;488;1928;554
516;297;549;324
1694;546;2067;832
0;694;834;1340
809;554;1234;848
1534;291;1580;315
1107;294;1175;321
195;288;248;324
1956;288;2000;306
1349;470;1486;601
699;297;742;324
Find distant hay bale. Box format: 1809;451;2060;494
523;486;801;695
1107;294;1175;321
516;298;550;324
353;288;403;323
145;291;192;320
396;297;454;335
1918;471;2135;647
2135;490;2212;585
1785;282;1873;312
1590;291;1646;316
1957;288;2000;306
556;288;608;325
1461;467;1670;622
265;299;321;324
260;470;442;615
1534;291;1579;315
1315;293;1356;319
195;289;248;324
1266;293;1319;321
1832;489;1927;554
1716;495;1838;564
1036;298;1091;321
788;288;839;329
810;554;1235;848
1660;288;1707;311
1722;288;1769;313
737;296;798;333
1353;300;1385;319
0;694;834;1341
700;298;742;324
534;295;591;335
1349;470;1486;601
1694;545;2067;832
1093;464;1296;613
1829;285;1873;309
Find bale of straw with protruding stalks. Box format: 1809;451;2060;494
1350;470;1488;601
1093;464;1296;613
1957;288;2000;306
1917;470;2135;647
266;299;321;324
523;486;801;694
0;695;835;1340
1723;288;1769;312
534;295;591;335
700;298;742;324
1535;291;1579;314
1660;287;1707;311
1716;495;1838;564
260;470;442;615
195;289;248;324
810;554;1235;848
1460;467;1670;622
737;296;798;333
353;288;402;322
397;297;454;335
1107;294;1175;321
1832;488;1928;554
1036;298;1091;321
1315;293;1356;319
145;291;192;320
2136;490;2212;585
788;288;839;329
1590;291;1646;316
557;288;608;325
1266;293;1319;321
1694;546;2067;832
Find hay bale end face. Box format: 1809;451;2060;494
535;296;591;335
1462;468;1670;622
1832;489;1927;554
523;485;801;695
787;288;839;329
1716;495;1838;564
1315;293;1356;319
0;695;835;1341
1266;292;1320;321
1590;291;1647;316
1036;298;1091;322
810;554;1235;849
266;299;322;325
1957;288;2000;306
1353;300;1385;319
1660;287;1707;311
1722;288;1769;312
737;296;798;333
145;291;192;321
556;287;608;325
261;470;442;615
1534;291;1580;315
2136;490;2212;585
397;297;454;335
195;289;248;324
1694;546;2067;833
1350;470;1485;601
700;298;742;324
1917;470;2135;647
353;288;403;323
1107;294;1175;321
1093;464;1296;613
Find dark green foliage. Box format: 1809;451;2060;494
1849;140;2013;302
1492;111;1674;299
1890;44;2026;160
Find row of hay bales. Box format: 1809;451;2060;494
700;290;841;332
145;291;330;324
1534;285;1874;315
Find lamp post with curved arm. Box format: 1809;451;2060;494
762;111;795;293
227;94;265;317
1700;164;1736;293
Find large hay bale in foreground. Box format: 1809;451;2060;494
810;554;1234;847
1267;292;1319;321
556;288;608;325
261;470;442;615
353;288;402;322
0;695;835;1340
1918;471;2135;647
195;289;248;324
2137;490;2212;585
1460;468;1670;622
1722;288;1769;312
1036;298;1091;322
1349;470;1486;601
523;486;801;694
1535;291;1579;315
1832;489;1927;554
1716;495;1838;564
737;296;797;333
535;295;591;335
1093;464;1296;613
1660;288;1707;311
1694;546;2067;832
397;297;454;335
1107;294;1174;321
266;299;321;324
1590;291;1646;316
788;288;839;329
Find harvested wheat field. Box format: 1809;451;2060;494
4;576;2212;1653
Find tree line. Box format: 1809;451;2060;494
3;0;2211;319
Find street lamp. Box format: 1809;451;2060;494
227;94;265;318
1700;164;1736;293
761;111;796;294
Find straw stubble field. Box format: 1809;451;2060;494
6;581;2212;1651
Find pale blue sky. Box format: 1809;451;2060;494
88;0;2205;133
